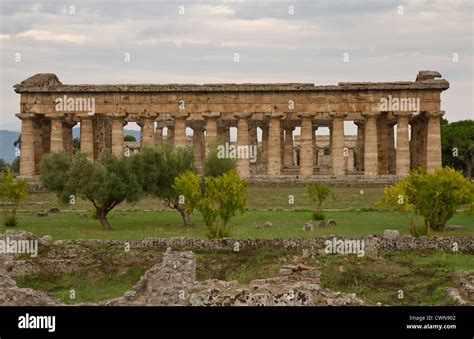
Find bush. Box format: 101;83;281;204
4;213;18;227
307;183;332;219
407;216;427;237
312;210;326;221
380;167;474;232
0;167;28;227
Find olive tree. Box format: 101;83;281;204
137;144;196;226
40;150;144;230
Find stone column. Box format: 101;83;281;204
50;117;64;153
18;115;36;177
249;125;258;169
395;112;411;176
312;125;318;167
155;124;163;146
80;117;95;160
299;115;314;176
236;113;251;177
354;119;365;171
62;121;75;157
173;116;188;148
426;111;444;173
267;114;283;177
283;128;294;167
203;113;219;156
261;125;268;167
362;113;379;175
167;126;174;146
330;112;346;176
141;117;155;146
193;125;204;169
111;117;124;156
347;147;355;172
377;113;389;175
388;121;396;174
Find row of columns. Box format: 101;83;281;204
18;111;444;178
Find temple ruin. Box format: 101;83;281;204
14;71;449;180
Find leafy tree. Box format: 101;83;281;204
379;167;473;232
0;167;28;227
0;159;8;172
124;135;136;142
203;139;236;178
177;169;247;239
307;183;332;220
173;170;202;224
10;157;20;174
441;120;474;177
137;144;196;226
40;150;144;230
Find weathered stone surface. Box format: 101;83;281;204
302;221;314;232
36;210;48;217
383;229;400;240
102;251;363;307
0;264;61;306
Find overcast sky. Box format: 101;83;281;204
0;0;472;133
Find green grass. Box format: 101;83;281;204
2;209;472;240
2;185;383;212
3;210;473;240
196;248;296;283
16;267;147;304
318;250;474;306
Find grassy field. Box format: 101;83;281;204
7;185;384;212
15;247;473;306
1;185;472;239
1;209;473;240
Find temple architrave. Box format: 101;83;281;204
14;71;448;181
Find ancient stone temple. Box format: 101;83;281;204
14;71;448;180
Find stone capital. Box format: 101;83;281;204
202;112;221;119
233;112;252;119
172;113;190;120
329;112;347;119
393;111;413;118
425;110;445;118
354;118;365;127
296;113;316;119
361;112;380;120
265;112;284;119
15;113;37;120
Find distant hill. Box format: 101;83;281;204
0;130;20;163
0;128;141;164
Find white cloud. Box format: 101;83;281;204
16;29;87;43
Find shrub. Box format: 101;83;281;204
0;167;28;227
307;183;332;218
380;167;473;232
4;213;18;227
312;210;326;221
